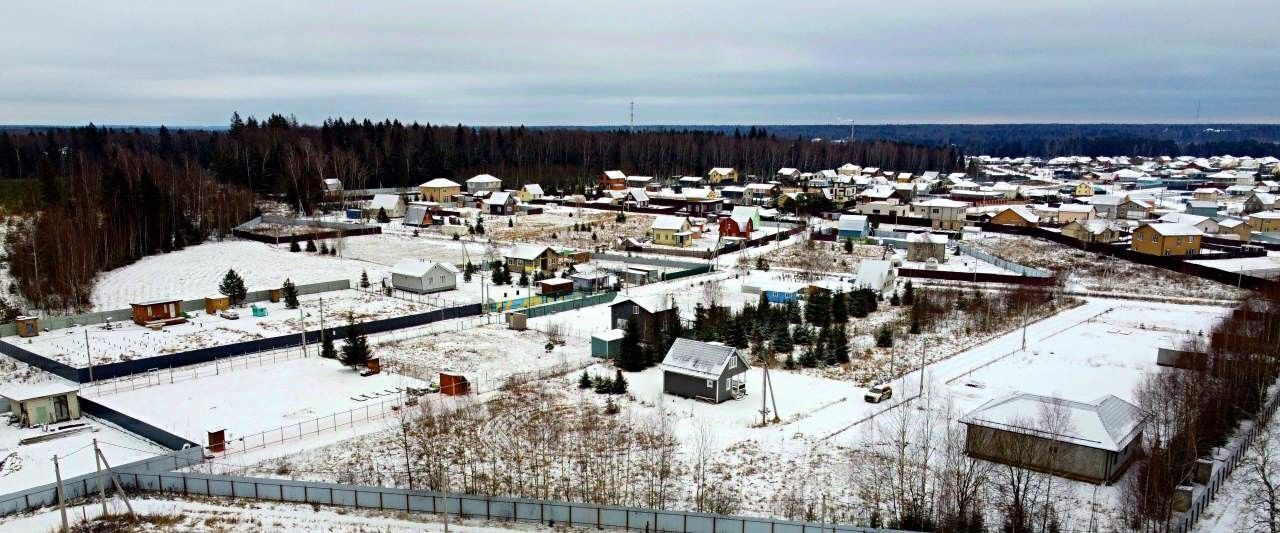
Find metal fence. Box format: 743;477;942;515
0;301;482;383
0;279;352;337
79;400;200;451
517;291;619;319
210;394;411;460
80;345;309;397
0;447;204;518
1172;383;1280;533
954;242;1053;278
112;470;897;533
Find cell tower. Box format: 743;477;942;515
629;101;635;134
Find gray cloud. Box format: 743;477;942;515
2;0;1277;125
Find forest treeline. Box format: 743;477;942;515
607;124;1280;158
0;116;960;311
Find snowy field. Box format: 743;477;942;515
249;295;1229;526
88;357;425;448
0;412;169;495
11;289;436;366
90;239;393;310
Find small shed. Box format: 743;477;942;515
1;383;80;427
130;299;183;325
906;232;949;263
390;259;459;294
440;373;470;396
837;214;869;239
367;194;407;218
204;295;230;315
15;316;38;338
538;278;574;297
570;271;611;293
591;329;626;358
660;338;748;403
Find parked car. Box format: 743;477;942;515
219;310;240;320
864;384;893;403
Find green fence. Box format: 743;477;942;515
661;264;711;282
519;291;619;319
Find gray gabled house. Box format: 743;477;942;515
960;392;1144;484
659;338;748;403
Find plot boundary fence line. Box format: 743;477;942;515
113;469;902;533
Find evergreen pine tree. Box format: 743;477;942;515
319;241;329;254
306;239;317;252
784;353;796;370
359;270;371;289
281;278;300;309
594;376;614;394
805;291;830;327
612;369;628;394
463;266;473;283
844;238;854;253
377;207;391;223
785;300;801;324
617;318;646;371
910;315;922;334
771;324;793;354
519;271;530;287
725;317;748;349
578;371;592;389
792;323;813;345
508;218;514;227
219;269;248;305
319;330;338;359
289;241;301;252
890;291;901;306
832;291;848;323
903;280;915;306
831;324;850;364
876;325;894;348
339;314;372;369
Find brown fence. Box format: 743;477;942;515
233;226;382;244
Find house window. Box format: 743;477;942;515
706;379;714;389
726;357;736;369
1151;234;1157;243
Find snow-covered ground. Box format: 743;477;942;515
90;239;393;310
13;289;436;366
88;357;425;450
0;414;169;495
1189;253;1280;281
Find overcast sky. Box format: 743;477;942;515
3;1;1277;126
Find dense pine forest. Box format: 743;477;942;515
0;115;961;311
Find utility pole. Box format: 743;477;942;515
84;330;94;382
918;337;928;398
95;445;134;518
1020;303;1030;351
53;455;68;532
629;101;634;134
93;439;107;516
298;305;308;357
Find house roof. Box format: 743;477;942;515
907;231;948;244
1252;193;1277;205
855;260;894;289
322;178;343;190
1144;222;1204;236
627;188;650;202
651;215;689;231
369;194;403;210
467;174;502;184
390;259;457;277
1058;204;1094;213
998;206;1039;223
709;167;735;176
1251;211;1280;220
592;329;626;342
603;170;627;181
777;167;799;175
522;184;544;195
1158;212;1211;227
538;278;573;287
611;293;668;314
0;382;77;401
913;198;968;208
420;178;460;188
960;392;1143;453
745;183;777;191
484;191;514;206
507;244;553;261
660;338;740;380
132;298;181;306
838;214;868;231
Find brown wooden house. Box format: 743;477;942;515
130;299;183;325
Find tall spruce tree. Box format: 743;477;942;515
832;291;848;323
616;318;646;371
340;314;372;369
219;269;247;305
319;329;337;359
281;278;300;309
